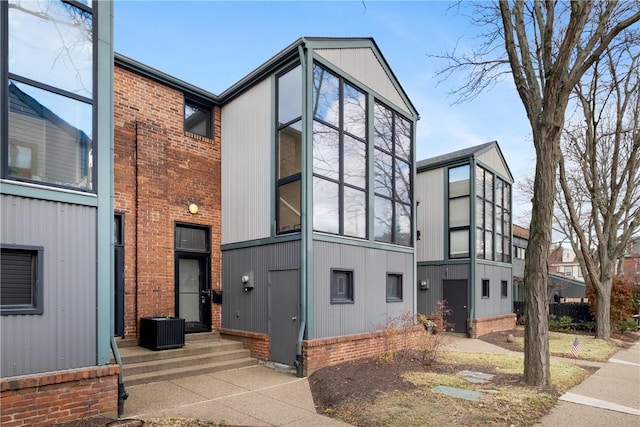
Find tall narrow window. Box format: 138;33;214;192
386;273;403;302
373;102;412;246
501;280;508;298
476;166;494;260
448;164;470;258
312;64;367;239
4;0;95;191
276;65;302;234
495;177;511;263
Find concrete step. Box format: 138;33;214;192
117;340;244;364
124;357;258;386
123;348;253;376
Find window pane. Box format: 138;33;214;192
374;148;393;197
449;197;470;227
184;103;210;138
450;229;469;258
387;274;403;301
504;183;511;210
312;121;339;180
485;201;493;230
277;180;301;233
449;165;470;197
175;226;206;251
278;65;302;124
476;228;485;259
395;159;411;203
1;250;34;306
373;102;393;152
496;208;503;235
8;80;93;189
496;232;504;258
278;121;302;178
343;135;366;189
485;230;493;260
475;198;484;228
331;270;353;304
374;196;393;243
475;166;484;198
9;0;93;98
395;116;412;161
396;202;412;246
343;83;366;139
496;179;504;208
313;177;339;234
312;65;339;126
344;187;366;238
485;172;494;202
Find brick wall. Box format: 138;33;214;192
114;66;222;338
471;313;517;337
0;365;120;427
302;326;424;376
220;328;270;360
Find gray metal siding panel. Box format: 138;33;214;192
221;78;273;244
1;195;96;377
416;263;469;315
314;48;411;116
221;241;300;333
313;241;414;339
475;263;513;318
478;149;511;182
416;169;444;261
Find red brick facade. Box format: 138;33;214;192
114;66;222;338
0;366;120;427
220;328;270;360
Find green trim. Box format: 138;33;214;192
221;234;301;252
95;0;114;365
302;45;314;340
1;181;98;206
313;232;414;254
417;260;471;267
469;156;477;330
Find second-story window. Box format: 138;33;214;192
184;100;212;138
448;164;470;258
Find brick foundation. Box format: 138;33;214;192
471;313;517;337
220;328;270;360
0;365;120;427
302;326;424;376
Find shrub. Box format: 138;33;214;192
549;315;574;331
587;276;634;323
615;318;639;334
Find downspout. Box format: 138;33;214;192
295;43;307;377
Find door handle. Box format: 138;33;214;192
292;316;297;321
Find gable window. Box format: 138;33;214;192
312;64;368;239
482;279;490;299
184;100;212;138
373;102;412;246
331;269;354;304
276;65;302;234
476;166;494;260
1;245;44;315
448;164;470;258
386;273;403;302
501;280;508;298
3;0;95;191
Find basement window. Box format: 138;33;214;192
1;245;44;315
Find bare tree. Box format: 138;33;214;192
434;1;640;385
556;45;640;340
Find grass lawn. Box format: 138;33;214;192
512;331;627;361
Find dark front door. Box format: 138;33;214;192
269;269;299;365
443;279;468;334
176;254;210;333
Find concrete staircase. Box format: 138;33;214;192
114;332;258;386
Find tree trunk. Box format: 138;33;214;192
595;280;612;340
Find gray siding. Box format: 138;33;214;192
312;241;414;339
416;168;444;262
475;262;513;318
221;240;300;333
314;47;411;116
1;195;96;377
221;78;273;245
478;148;511;181
416;263;469;316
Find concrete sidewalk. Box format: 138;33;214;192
536;341;640;426
120;363;349;426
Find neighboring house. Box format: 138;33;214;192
548;273;587;300
512;224;529;302
549;243;584;282
1;1;118;425
416;141;515;337
621;236;640;288
112;37;419;376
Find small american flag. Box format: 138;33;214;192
571;337;580;358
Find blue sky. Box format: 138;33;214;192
114;0;534;224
